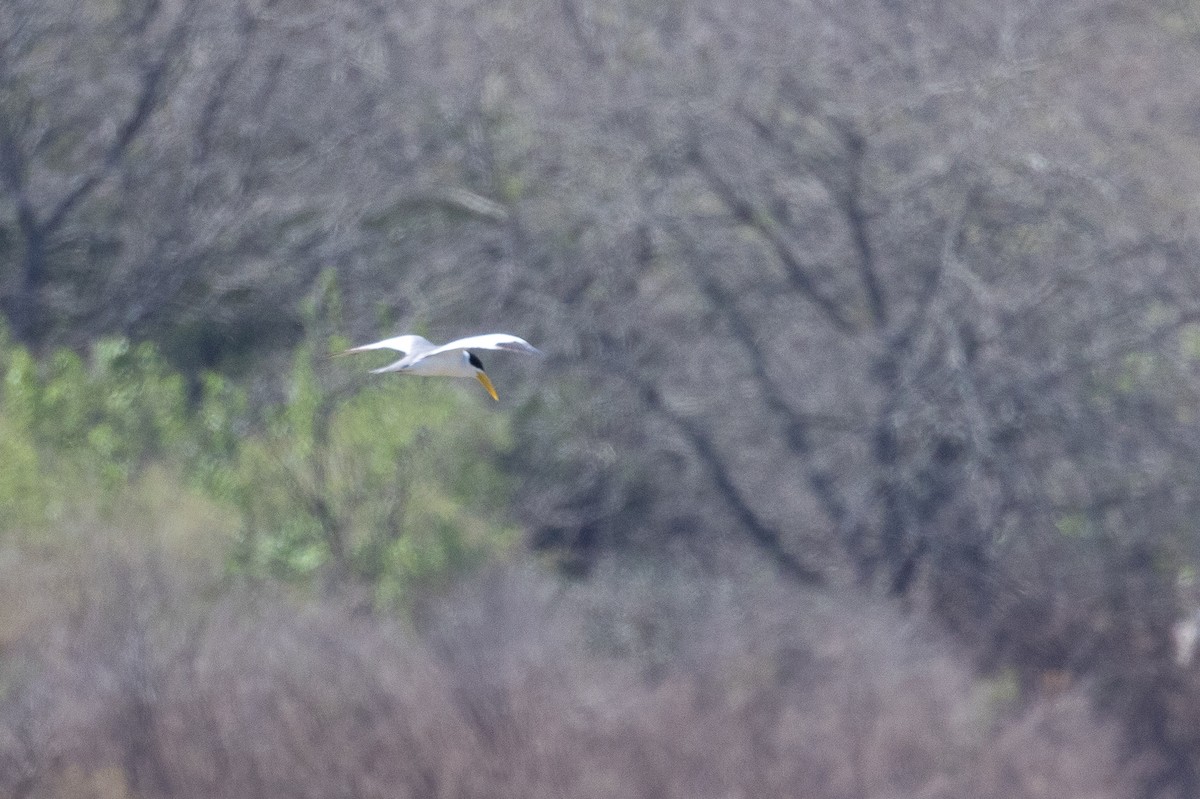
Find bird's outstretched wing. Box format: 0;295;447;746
420;333;543;360
340;334;436;357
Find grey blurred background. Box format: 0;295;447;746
4;0;1200;796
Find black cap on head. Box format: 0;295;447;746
467;352;485;370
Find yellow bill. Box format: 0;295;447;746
476;371;500;401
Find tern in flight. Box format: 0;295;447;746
340;333;542;400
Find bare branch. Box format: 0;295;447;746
636;379;824;586
689;141;857;333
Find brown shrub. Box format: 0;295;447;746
0;555;1132;799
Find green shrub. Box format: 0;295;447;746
0;331;191;532
210;339;520;605
0;318;521;605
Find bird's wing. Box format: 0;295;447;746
342;334;436;356
369;356;413;374
418;333;543;360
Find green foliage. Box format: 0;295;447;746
0;315;521;604
0;414;47;532
0;329;190;530
211;337;519;605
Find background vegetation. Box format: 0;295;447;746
3;0;1200;796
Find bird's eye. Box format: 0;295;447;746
467;352;485;370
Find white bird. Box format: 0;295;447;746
339;333;542;400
